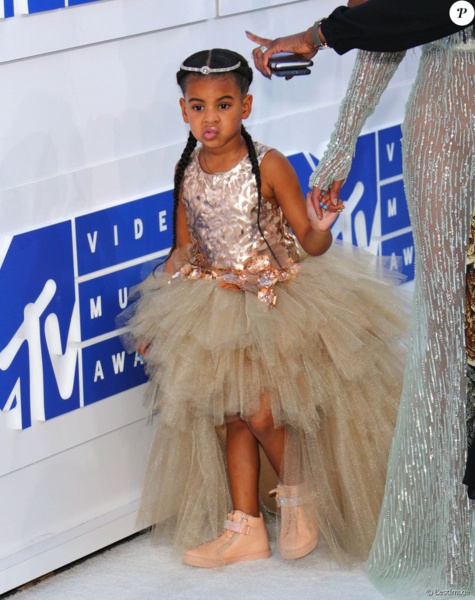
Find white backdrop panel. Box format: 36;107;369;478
0;0;216;63
0;0;418;594
219;0;304;16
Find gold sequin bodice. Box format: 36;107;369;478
182;142;299;271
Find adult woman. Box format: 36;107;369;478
248;2;475;597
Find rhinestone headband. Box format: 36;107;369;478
179;62;241;75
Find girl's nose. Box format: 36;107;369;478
204;109;219;123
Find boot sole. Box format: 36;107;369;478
182;548;271;568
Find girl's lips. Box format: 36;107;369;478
203;127;218;141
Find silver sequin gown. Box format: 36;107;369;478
122;142;411;563
310;28;475;597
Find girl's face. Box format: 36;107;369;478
179;75;252;150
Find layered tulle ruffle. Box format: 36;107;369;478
121;242;411;561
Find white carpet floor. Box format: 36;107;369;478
8;525;387;600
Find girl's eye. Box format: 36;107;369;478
191;105;204;111
219;103;230;109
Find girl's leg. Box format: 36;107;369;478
182;417;271;567
246;392;286;476
226;418;260;516
226;393;288;516
246;393;318;559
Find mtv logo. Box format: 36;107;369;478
0;192;170;430
0;222;80;429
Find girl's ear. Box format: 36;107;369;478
179;98;189;124
242;94;253;120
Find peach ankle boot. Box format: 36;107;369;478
270;483;319;559
181;510;271;568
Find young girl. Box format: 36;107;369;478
122;48;410;568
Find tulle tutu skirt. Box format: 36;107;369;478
120;242;411;562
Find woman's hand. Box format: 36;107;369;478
246;30;317;78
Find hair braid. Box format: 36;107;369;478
241;125;282;268
154;131;197;274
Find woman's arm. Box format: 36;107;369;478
309;49;405;213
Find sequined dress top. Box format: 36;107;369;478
183;143;298;269
180;143;299;305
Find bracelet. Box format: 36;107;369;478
311;19;329;49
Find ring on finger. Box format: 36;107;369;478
260;45;268;53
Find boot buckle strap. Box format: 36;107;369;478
276;495;305;507
225;519;250;535
269;488;306;507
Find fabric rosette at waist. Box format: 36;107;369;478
174;252;299;307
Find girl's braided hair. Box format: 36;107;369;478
157;48;279;272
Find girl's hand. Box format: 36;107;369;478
137;344;150;360
306;192;344;231
246;30;317;78
311;180;345;219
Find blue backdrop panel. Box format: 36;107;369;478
23;0;101;13
26;0;65;13
0;222;80;429
0;0;102;17
2;0;14;17
75;192;173;276
81;336;147;406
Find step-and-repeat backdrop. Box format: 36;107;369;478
0;0;418;593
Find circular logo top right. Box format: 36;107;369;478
450;1;475;25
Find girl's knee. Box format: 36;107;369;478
226;418;250;434
247;410;276;439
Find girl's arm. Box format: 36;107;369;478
260;149;342;257
163;196;192;274
309;49;405;212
